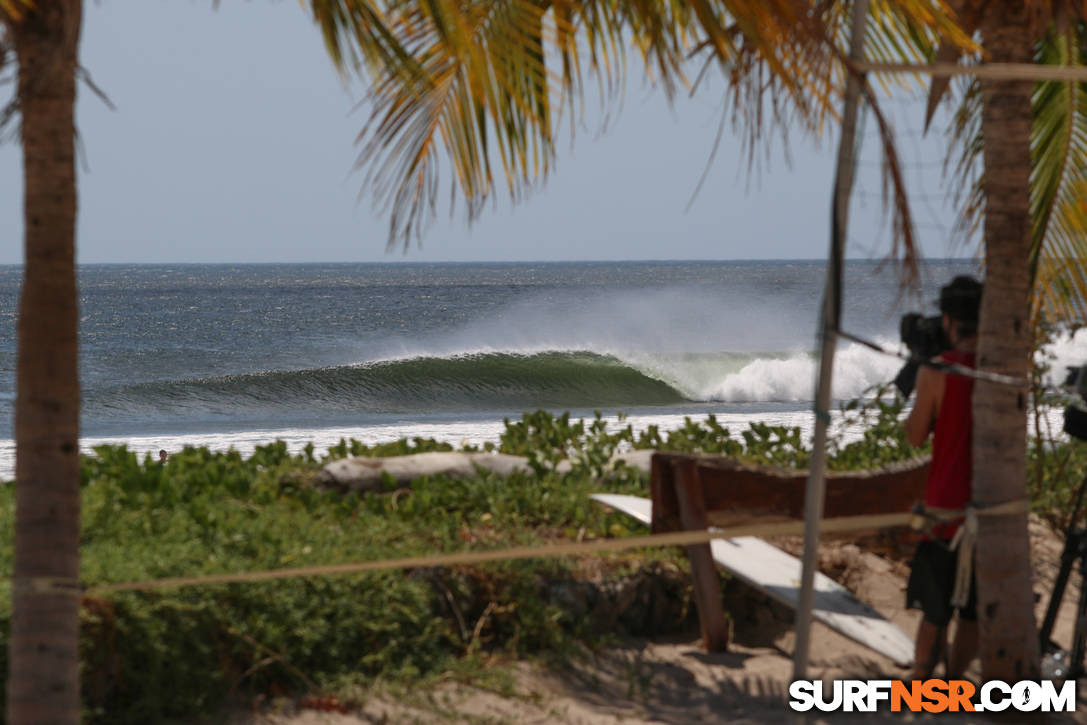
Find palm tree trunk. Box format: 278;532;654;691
973;4;1040;682
4;2;83;723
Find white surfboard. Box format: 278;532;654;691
591;493;914;667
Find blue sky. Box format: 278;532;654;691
0;1;969;264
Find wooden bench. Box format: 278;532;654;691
649;452;930;651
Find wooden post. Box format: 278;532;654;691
674;458;729;652
649;453;677;534
793;0;869;681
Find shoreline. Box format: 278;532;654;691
0;408;859;482
0;406;1070;483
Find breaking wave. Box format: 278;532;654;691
83;342;903;423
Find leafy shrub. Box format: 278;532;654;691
1;437;684;723
324;436;455;460
495;390;920;473
828;384;922;470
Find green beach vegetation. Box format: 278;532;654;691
1;393;1085;723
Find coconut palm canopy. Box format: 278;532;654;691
310;1;972;271
932;1;1087;323
310;0;1087;325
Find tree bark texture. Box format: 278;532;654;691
973;4;1040;682
5;2;83;723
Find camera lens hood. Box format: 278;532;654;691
1064;404;1087;442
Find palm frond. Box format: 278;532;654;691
822;1;973;282
944;74;985;249
944;18;1087;327
316;0;963;263
0;0;33;24
309;1;422;79
1030;20;1087;324
912;0;986;130
319;0;701;247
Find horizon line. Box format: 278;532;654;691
0;256;980;267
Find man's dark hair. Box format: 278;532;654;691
939;275;983;335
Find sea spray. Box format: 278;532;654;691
706;340;904;402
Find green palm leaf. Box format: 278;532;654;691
943;19;1087;327
1030;21;1087;323
312;0;964;262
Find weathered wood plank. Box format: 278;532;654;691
650;453;928;533
673;458;729;652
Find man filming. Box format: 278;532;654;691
903;275;983;679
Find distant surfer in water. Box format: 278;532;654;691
903;275;983;680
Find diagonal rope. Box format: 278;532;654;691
82;512;914;595
833;328;1030;388
854;61;1087;83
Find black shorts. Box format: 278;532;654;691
906;539;977;627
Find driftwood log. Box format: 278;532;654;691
318;449;656;493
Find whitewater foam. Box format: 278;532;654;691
704;340;903;402
1041;330;1087;387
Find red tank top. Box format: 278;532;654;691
926;349;974;539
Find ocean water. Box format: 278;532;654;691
2;259;1078;479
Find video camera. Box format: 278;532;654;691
1040;362;1087;680
1063;365;1087;441
891;276;982;398
893;313;950;398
